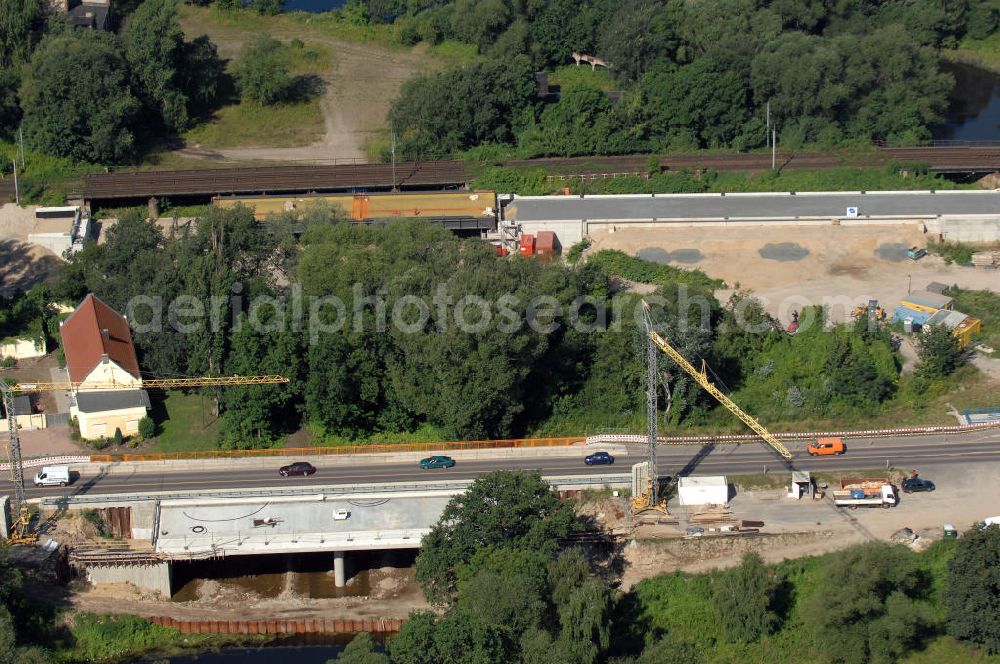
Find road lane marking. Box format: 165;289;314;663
19;449;1000;497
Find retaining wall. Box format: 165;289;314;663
85;561;171;596
516;214;1000;246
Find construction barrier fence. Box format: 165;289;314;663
87;437;582;463
9;421;1000;470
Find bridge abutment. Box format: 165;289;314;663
85;560;172;597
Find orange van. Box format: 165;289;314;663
807;437;845;456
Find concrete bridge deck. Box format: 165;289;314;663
154;492;453;557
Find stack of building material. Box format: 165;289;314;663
972;252;999;268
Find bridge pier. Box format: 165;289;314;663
334;551;346;588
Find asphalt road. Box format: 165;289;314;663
17;430;1000;500
510;190;1000;221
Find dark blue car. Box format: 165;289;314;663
584;451;615;466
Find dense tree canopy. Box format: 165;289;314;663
0;0;43;67
414;470;578;603
384;0;995;157
808;542;934;664
10;0;224;162
389;56;536;158
713;553;783;643
123;0;191;132
945;525;1000;653
21;31;140;163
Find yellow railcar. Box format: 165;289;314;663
213;191;497;228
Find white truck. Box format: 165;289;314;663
33;465;70;487
832;479;896;509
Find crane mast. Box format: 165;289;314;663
1;382;31;543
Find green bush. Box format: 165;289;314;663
67;613;187;662
566;238;591;265
0;357;15;368
929;241;975;266
138;416;155;440
585;249;723;289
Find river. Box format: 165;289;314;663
282;0;346;11
935;60;1000;141
141;643;346;663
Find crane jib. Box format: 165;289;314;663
648;331;793;460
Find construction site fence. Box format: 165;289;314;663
9;421;1000;470
585;420;1000;446
87;437;581;463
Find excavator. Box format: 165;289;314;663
631;301;792;516
851;300;886;322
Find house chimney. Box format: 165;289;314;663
101;328;110;342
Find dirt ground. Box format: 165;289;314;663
0;203;61;295
175;14;439;162
590;223;1000;326
618;459;1000;589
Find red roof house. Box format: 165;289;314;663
60;294;141;385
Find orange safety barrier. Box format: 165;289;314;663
89;437;583;463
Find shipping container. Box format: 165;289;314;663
519;234;536;256
535;230;558;254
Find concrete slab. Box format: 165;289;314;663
155;493;452;557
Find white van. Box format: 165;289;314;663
33;465;70;487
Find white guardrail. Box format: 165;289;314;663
585;421;1000;446
4;421;999;473
0;455;91;472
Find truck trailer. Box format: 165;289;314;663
832;479;896;509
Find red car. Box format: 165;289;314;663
279;462;316;477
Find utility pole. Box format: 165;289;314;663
390;124;398;193
771;130;777;170
765;102;770;148
12;156;19;205
18;127;25;168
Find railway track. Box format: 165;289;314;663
26;145;1000;204
82;160;471;200
510;147;1000;175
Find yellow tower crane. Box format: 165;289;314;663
2;375;289;543
631;301;791;515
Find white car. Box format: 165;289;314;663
978;516;1000;529
34;465;70;487
333;509;350;520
